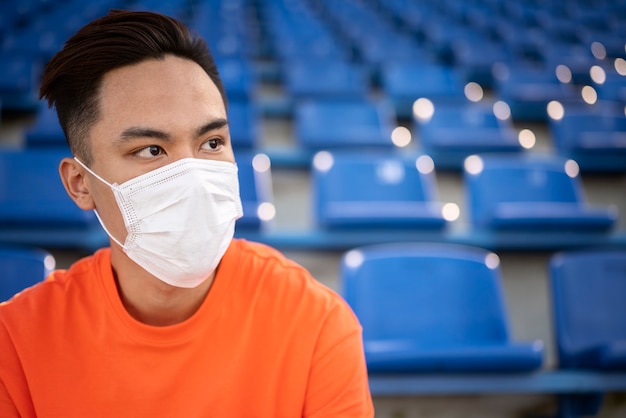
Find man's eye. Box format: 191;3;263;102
206;139;223;149
136;145;163;158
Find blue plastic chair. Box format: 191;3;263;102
380;63;467;119
0;245;55;302
415;103;524;169
24;102;67;148
0;148;107;251
227;100;260;149
234;151;274;232
549;249;626;418
340;242;544;372
464;154;618;232
294;99;396;150
494;66;584;121
550;250;626;370
0;54;40;112
284;60;370;100
549;104;626;172
312;151;448;230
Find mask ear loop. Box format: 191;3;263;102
74;157;126;249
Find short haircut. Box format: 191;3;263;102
40;9;226;164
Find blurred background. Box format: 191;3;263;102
1;0;626;416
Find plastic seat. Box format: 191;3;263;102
464;154;618;232
284;60;369;100
227;100;260;149
234;151;274;232
294;99;396;150
549;250;626;370
415;102;524;169
312;151;449;230
0;148;107;251
24;102;67;147
340;242;544;372
0;245;55;302
494;66;584;121
0;54;40;112
380;63;467;119
549;104;626;172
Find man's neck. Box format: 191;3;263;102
110;249;215;326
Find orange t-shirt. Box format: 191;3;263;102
0;239;373;417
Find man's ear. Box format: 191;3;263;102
59;157;96;210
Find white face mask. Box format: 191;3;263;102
75;157;243;288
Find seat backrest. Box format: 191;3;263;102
464;155;582;226
234;151;274;231
0;148;97;227
340;243;510;347
549;250;626;368
312;151;442;226
0;245;55;302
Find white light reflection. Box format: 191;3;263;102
344;250;365;269
442;203;460;222
313;151;334;172
252;153;271;173
591;41;607;60
415;155;434;174
518;129;536;149
555;65;572;84
493;101;511;120
564;159;580;178
464;82;484;102
391;126;412;147
590;65;606;84
257;202;276;221
547;101;565;120
413;98;435;121
581;85;598;104
485;253;500;269
464;155;484;175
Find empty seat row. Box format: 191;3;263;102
0;147;622;253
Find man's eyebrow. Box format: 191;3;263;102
196;118;229;137
118;127;171;142
116;118;229;143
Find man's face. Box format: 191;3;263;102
82;55;234;243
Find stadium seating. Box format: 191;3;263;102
294;98;396;150
0;244;55;302
284;60;370;101
464;154;618;233
311;151;450;230
24;101;67;147
549;103;626;172
549;250;626;370
414;102;524;169
0;148;107;251
340;242;544;372
234;151;275;232
227;100;260;149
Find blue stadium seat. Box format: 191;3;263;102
0;148;107;251
0;245;55;302
593;69;626;104
414;102;524;169
234;151;275;232
380;63;467;119
549;249;626;417
340;242;544;372
549;103;626;172
312;151;449;230
284;60;370;100
464;154;618;232
294;99;396;150
24;102;67;147
0;53;41;112
549;249;626;370
214;58;257;102
227;100;260;149
493;65;584;121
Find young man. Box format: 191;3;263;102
0;10;374;417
